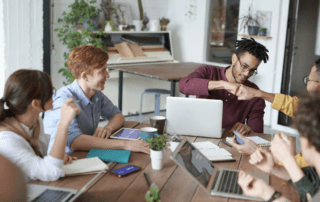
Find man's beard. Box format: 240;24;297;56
231;64;248;84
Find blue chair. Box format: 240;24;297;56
139;89;171;123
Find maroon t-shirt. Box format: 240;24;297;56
179;65;265;133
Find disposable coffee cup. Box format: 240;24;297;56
150;116;166;135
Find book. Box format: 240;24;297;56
226;136;270;147
86;149;131;164
62;157;108;176
192;141;232;161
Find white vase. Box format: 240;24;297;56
150;149;164;170
133;20;143;31
104;22;112;32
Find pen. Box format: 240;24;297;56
221;140;232;148
144;172;151;186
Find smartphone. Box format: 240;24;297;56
110;165;141;178
233;130;256;151
233;130;245;145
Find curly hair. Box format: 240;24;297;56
292;92;320;153
235;38;269;63
67;45;109;79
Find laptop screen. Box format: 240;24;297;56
174;140;214;187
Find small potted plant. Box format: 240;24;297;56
159;17;170;31
238;6;260;35
145;183;161;202
147;133;168;170
258;27;268;36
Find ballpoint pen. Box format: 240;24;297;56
144;172;151;186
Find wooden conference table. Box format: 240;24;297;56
29;121;300;202
109;62;204;111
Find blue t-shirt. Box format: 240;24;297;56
43;80;121;154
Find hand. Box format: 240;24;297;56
93;126;113;139
232;122;252;136
63;153;77;165
238;170;276;201
230;134;258;155
60;98;81;125
223;81;241;95
125;140;151;154
249;148;275;173
180;144;193;163
270;132;295;165
236;85;257;100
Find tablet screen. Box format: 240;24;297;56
116;129;141;139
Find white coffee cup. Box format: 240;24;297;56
167;141;180;152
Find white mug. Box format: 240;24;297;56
149;19;160;32
167;141;180;152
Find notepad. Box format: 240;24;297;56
192;141;232;161
226;136;270;147
86;149;131;164
62;157;108;176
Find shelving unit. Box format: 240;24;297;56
237;34;272;39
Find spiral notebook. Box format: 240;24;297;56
226;136;270;147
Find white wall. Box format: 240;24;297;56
52;0;170;116
0;0;43;97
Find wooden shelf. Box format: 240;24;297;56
237;34;272;39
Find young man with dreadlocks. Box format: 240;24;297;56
179;38;268;137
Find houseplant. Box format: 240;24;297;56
147;133;168;170
159;17;170;31
145;184;161;202
55;0;108;85
258;27;268;36
238;6;260;35
132;0;144;31
101;0;116;31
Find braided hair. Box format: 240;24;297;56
235;38;269;63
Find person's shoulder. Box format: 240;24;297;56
197;65;225;74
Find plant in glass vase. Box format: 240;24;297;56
55;0;107;85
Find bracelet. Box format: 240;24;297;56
267;191;282;202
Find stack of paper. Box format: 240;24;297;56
226;136;270;147
192;141;232;161
62;157;108;176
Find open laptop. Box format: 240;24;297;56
170;139;269;201
166;97;223;138
27;161;112;202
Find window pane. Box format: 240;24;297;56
206;0;240;63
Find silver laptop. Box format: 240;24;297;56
170;139;269;201
27;161;112;202
166;97;223;138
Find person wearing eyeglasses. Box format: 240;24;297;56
229;58;320;167
179;38;269;135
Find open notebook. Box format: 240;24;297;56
192;141;233;161
62;157;108;176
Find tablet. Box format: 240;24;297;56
110;128;141;140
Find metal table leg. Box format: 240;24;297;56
170;80;176;96
118;71;123;111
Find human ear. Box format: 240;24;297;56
31;99;41;110
81;72;88;81
231;54;237;65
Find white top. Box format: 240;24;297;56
0;118;64;182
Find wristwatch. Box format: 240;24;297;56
267;191;282;202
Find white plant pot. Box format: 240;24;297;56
132;20;143;31
150;149;164;170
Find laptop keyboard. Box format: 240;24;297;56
31;189;72;202
215;170;243;195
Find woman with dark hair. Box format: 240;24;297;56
0;69;80;182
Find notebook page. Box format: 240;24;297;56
192;141;219;150
247;136;270;145
62;157;107;176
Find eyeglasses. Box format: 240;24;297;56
237;55;258;76
303;76;320;85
